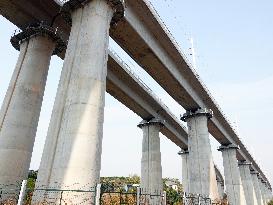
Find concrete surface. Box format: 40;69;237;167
182;109;219;200
239;161;258;205
33;0;116;203
0;35;55;198
218;144;246;205
251;171;265;205
178;149;190;193
138;118;163;205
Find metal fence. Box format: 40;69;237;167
100;188;165;205
181;193;225;205
0;181;97;205
0;182;226;205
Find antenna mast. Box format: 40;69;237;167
190;37;197;70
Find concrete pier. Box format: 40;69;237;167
258;176;267;204
181;108;219;200
216;178;224;199
260;180;269;204
32;0;124;204
251;171;265;205
238;161;258;205
264;183;271;203
0;24;64;201
138;119;164;205
267;184;273;202
178;149;190;193
266;183;272;203
218;144;247;205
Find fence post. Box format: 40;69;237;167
136;187;140;205
198;194;201;205
95;184;101;205
163;191;167;205
59;191;63;205
17;180;27;205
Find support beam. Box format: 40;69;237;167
32;0;124;204
178;149;190;193
266;182;273;203
258;176;267;204
0;24;64;202
267;184;273;202
251;171;265;205
181;108;219;200
214;165;225;199
238;161;258;205
138;118;163;205
216;178;224;199
218;144;246;205
264;183;271;203
260;179;269;204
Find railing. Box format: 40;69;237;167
0;181;229;205
0;182;97;205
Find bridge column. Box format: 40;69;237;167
218;144;247;205
258;176;267;204
238;161;258;205
268;187;273;202
181;108;219;200
178;149;190;193
216;178;224;199
138;118;163;205
251;171;265;205
0;24;64;202
267;184;273;201
261;179;269;204
264;182;271;203
265;185;271;202
32;0;124;204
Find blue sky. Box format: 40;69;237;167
0;0;273;186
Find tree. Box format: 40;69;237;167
268;199;273;205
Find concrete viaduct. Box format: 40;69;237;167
0;0;272;204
